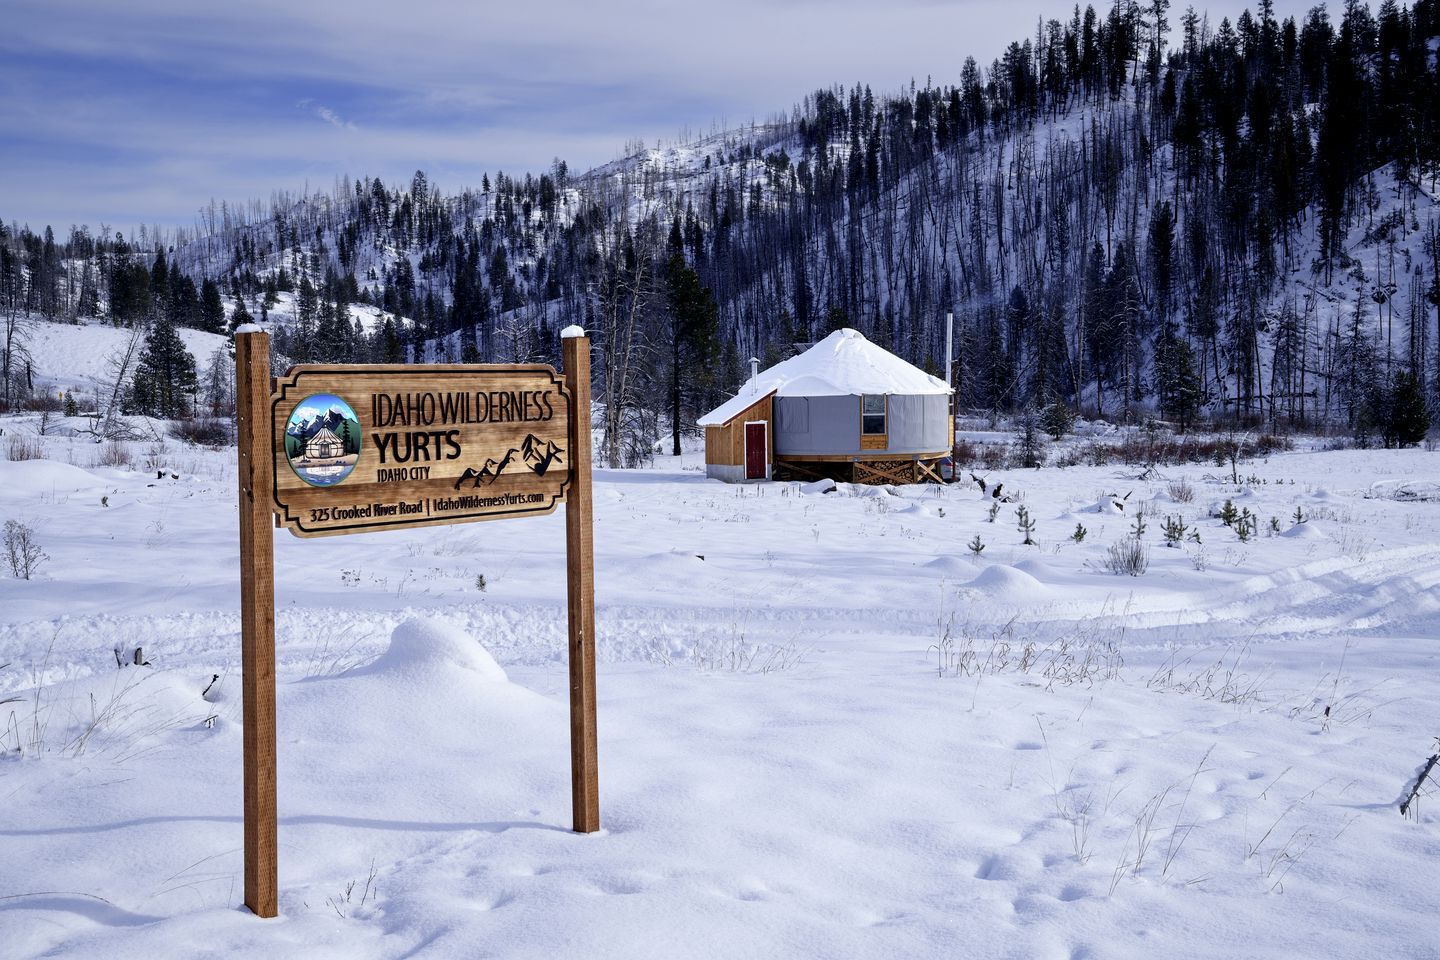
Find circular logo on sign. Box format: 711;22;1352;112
284;393;361;487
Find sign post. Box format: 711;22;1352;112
562;330;599;833
235;328;278;918
233;328;599;918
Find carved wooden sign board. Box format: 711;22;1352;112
234;332;599;922
270;365;572;536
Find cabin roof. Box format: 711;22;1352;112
699;328;949;427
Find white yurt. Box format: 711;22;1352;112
698;328;953;484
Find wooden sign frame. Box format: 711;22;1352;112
234;329;599;919
269;364;573;537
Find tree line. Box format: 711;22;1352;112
2;0;1436;453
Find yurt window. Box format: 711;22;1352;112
861;395;887;435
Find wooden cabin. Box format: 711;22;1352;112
699;329;954;484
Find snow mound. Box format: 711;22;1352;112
626;549;707;574
1368;480;1440;502
369;618;508;683
0;458;107;495
1012;558;1057;580
1281;521;1327;539
923;555;979;576
963;564;1050;599
800;478;837;495
856;484;900;499
1086;497;1126;514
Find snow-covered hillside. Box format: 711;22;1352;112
2;416;1438;958
20;318;229;398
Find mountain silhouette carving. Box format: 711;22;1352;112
521;433;565;476
453;440;562;490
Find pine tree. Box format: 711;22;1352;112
201;347;234;417
1013;410;1046;468
338;418;360;455
1004;285;1031;402
1383;370;1430;447
200;279;226;333
128;316;198;419
229;299;253;334
663;250;720;455
375;316;404;363
149;248;170;320
1154;322;1202;430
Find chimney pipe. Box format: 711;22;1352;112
945;312;954;395
749;357;760;394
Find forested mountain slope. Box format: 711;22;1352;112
3;0;1438;462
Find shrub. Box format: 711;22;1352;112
3;520;48;580
1252;433;1294;456
1167;478;1195;503
980;444;1008;471
23;393;63;413
1235;508;1257;541
1041;402;1075;440
171;417;233;448
1104;538;1149;576
93;441;133;468
5;434;43;461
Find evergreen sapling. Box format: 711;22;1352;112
1016;505;1036;545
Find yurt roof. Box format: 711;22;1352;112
699;328;950;427
308;427;341;443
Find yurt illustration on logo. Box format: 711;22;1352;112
284;393;362;487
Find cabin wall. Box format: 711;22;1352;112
885;394;950;454
703;395;773;477
774;394;949;457
704;426;739;466
705;463;747;482
774;396;859;455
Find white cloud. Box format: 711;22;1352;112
1;0;1322;229
297;100;358;131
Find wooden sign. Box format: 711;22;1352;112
270;365;571;537
233;330;599;921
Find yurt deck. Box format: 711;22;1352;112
773;454;946;485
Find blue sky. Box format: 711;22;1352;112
2;0;1310;234
290;395;357;429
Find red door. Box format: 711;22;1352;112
744;422;767;480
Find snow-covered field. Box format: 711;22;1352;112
2;424;1438;959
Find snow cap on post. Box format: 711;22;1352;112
560;325;586;339
233;323;264;335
